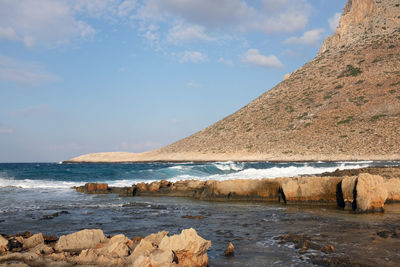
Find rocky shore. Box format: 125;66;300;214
75;166;400;213
0;228;211;267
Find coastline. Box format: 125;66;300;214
63;151;400;163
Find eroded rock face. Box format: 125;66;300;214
278;177;342;202
384;178;400;202
320;0;398;53
55;229;107;252
354;173;388;213
159;228;211;267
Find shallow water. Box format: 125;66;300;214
1;162;400;266
1;187;400;266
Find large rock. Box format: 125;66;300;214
144;231;169;247
23;233;44;250
0;235;8;254
354;173;388;213
55;229;106;252
384;178;400;202
159;228;211;267
278;177;342;202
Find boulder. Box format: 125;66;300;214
148;182;160;192
0;235;8;254
23;233;44;250
224;242;234;257
354;173;388;213
55;229;106;252
144;231;169;247
384;178;400;202
278;177;342;202
128;238;156;261
159;228;211;267
99;234;134;258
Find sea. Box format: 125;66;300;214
1;161;400;266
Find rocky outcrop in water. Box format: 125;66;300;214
75;166;400;213
0;228;211;267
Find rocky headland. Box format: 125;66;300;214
0;228;211;267
66;0;400;163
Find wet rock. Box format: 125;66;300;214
182;215;205;219
8;238;23;252
15;231;32;239
300;240;321;253
23;233;44;250
224;242;235;257
43;235;58;245
376;230;398;239
148;181;160;192
158;228;211;267
311;255;374;267
76;183;109;194
321;244;335;254
354;174;388;213
55;229;106;252
41;211;69;220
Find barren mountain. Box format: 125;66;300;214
68;0;400;163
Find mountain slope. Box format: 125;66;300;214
67;0;400;162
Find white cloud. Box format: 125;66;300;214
179;51;207;63
137;0;310;33
0;26;18;41
187;81;200;87
167;22;213;44
0;0;97;47
329;12;341;32
218;57;234;65
0;124;13;134
141;24;161;50
8;104;51;118
284;28;325;45
0;55;59;86
242;49;283;68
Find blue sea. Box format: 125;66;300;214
1;160;398;188
1;161;400;266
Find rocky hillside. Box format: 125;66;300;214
68;0;400;162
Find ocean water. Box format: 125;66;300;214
0;160;398;188
1;161;400;266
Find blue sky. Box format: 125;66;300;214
0;0;346;162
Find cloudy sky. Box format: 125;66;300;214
0;0;346;162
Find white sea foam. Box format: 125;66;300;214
213;161;244;171
0;177;85;189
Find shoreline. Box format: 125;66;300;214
64;151;400;164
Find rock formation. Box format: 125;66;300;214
75;166;400;213
0;228;211;267
66;0;400;163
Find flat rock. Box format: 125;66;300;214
55;229;106;252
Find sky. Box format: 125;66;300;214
0;0;347;162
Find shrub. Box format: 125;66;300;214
337;65;362;78
370;114;387;122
